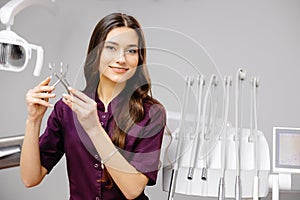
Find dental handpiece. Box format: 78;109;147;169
235;68;246;200
187;75;205;180
218;76;232;200
167;77;193;200
201;75;218;181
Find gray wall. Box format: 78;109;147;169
0;0;300;199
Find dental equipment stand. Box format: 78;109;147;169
218;76;232;200
167;76;193;200
235;68;246;200
268;174;291;200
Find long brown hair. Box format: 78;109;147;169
83;13;161;187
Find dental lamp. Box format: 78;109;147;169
0;0;55;76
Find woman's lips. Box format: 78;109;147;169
109;66;129;73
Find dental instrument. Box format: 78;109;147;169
217;76;232;200
167;76;193;200
200;74;218;181
234;68;246;200
49;62;71;93
187;75;205;180
249;77;259;200
0;0;55;76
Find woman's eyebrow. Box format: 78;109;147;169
127;44;138;48
105;41;138;48
105;41;118;45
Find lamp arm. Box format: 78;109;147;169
0;0;55;27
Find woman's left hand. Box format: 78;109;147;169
62;87;101;133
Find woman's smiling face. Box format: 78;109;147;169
99;27;139;84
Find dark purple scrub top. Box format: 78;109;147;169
39;91;166;200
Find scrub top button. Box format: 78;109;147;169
94;163;99;168
100;122;104;126
96;197;100;200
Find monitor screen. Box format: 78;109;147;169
273;127;300;174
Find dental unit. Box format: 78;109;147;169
234;68;246;200
163;70;273;199
0;0;55;76
167;76;193;200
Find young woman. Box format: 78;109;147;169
20;13;166;200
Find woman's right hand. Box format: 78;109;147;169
25;77;56;121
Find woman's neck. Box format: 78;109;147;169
97;75;126;110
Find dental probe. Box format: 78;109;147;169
187;75;205;180
167;76;193;200
218;76;232;200
235;68;246;200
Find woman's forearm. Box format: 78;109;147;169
20;118;47;187
88;124;148;199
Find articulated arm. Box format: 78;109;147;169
0;0;55;28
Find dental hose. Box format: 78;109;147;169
167;77;193;200
218;76;232;200
235;69;246;200
251;77;259;200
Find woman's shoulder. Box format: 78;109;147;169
143;98;166;122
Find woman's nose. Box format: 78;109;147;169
116;51;126;64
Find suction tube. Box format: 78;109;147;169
218;76;232;200
235;68;246;200
167;76;193;200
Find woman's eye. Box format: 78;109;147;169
105;45;116;51
127;49;137;54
